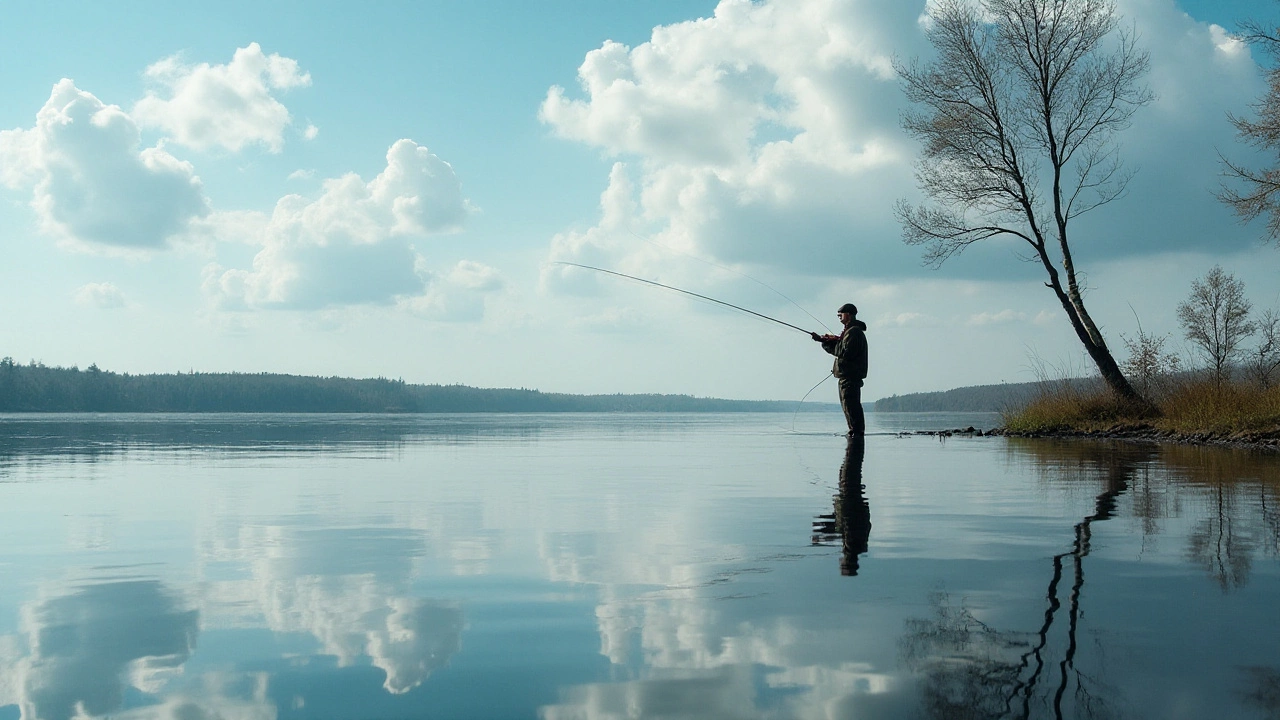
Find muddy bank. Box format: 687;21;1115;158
907;425;1280;453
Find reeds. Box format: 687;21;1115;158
1002;376;1280;436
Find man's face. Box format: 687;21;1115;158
837;311;851;326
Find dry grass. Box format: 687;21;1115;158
1003;377;1280;436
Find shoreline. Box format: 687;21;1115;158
913;425;1280;453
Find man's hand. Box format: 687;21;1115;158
811;332;823;341
812;332;839;343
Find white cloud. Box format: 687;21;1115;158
204;139;473;310
541;0;1271;283
879;311;935;327
303;123;320;141
133;43;311;153
74;282;127;309
1208;24;1246;58
539;0;929;277
565;305;654;333
967;309;1027;326
401;260;507;321
0;79;208;250
541;162;644;294
447;259;505;292
287;169;315;181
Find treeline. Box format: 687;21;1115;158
0;358;828;413
873;379;1102;413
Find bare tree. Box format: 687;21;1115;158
895;0;1152;402
1176;265;1256;386
1119;320;1180;400
1246;308;1280;388
1221;14;1280;242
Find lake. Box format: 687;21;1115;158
0;411;1277;719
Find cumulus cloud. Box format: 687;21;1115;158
402;260;507;322
541;162;644;294
0;79;208;250
133;43;311;153
204;139;474;310
539;0;933;278
74;282;127;309
541;0;1270;282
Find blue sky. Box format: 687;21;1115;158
2;0;1278;401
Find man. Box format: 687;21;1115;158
812;303;868;436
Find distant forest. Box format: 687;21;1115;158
0;358;835;413
873;378;1102;413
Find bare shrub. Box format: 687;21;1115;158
1119;322;1181;401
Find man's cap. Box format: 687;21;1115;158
837;303;858;315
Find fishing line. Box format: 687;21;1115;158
627;229;832;333
553;261;816;335
790;372;833;433
553;261;839;438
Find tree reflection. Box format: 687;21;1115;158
1187;483;1255;591
902;439;1280;718
812;437;871;576
1160;445;1280;592
1240;666;1280;720
901;442;1142;719
1010;440;1280;592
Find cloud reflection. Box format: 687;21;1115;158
17;579;198;720
204;526;463;694
536;439;900;719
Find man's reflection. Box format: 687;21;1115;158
813;436;872;576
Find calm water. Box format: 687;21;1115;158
0;411;1277;720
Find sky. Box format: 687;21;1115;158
1;0;1278;402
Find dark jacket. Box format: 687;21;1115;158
822;320;868;381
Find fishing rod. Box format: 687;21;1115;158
552;261;815;335
625;229;832;333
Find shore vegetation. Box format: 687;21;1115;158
1005;265;1280;446
1003;376;1280;441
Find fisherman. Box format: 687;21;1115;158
811;303;868;436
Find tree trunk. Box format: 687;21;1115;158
1050;280;1144;403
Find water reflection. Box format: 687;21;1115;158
900;439;1280;719
16;579;198;720
1241;666;1280;718
540;666;759;720
812;437;872;576
1;415;1278;718
205;526;463;695
0;413;766;470
900;445;1137;718
1007;439;1280;592
0;413;565;471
